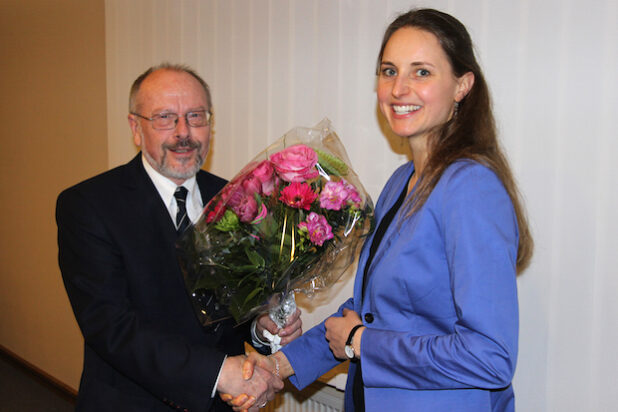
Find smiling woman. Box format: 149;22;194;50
227;8;533;412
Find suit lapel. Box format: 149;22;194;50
123;154;178;247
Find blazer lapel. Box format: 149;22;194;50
355;162;415;306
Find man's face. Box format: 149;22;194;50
129;69;211;185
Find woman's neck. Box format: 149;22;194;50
408;136;429;176
407;135;429;194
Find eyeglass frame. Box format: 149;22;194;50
130;110;212;130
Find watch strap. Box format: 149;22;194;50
346;324;364;346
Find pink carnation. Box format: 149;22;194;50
270;144;319;183
319;179;362;210
343;179;362;206
298;212;334;246
279;182;317;210
319;180;350;210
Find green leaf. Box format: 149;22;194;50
245;247;266;267
243;287;264;306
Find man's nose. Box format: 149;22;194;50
174;115;190;137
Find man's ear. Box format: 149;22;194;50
128;114;142;147
455;71;475;102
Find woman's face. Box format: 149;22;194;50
377;27;473;140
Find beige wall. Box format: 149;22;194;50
0;0;107;390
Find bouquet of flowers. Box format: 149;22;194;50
177;119;374;348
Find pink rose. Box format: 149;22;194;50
270;144;319;183
298;212;334;246
241;175;262;196
251;160;277;195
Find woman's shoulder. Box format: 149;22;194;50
430;159;510;206
440;159;503;188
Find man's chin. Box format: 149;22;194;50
161;162;202;181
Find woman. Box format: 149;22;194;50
226;8;532;412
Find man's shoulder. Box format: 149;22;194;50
196;169;226;185
58;156;140;200
196;169;227;201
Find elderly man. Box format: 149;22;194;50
57;63;300;411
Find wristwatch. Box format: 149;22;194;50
344;324;364;359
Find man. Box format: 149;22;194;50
57;64;300;411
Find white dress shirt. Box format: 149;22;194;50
141;156;203;228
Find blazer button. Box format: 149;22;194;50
364;313;374;323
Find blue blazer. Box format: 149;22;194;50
282;160;519;411
57;154;248;411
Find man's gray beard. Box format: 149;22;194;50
138;127;208;181
144;149;204;181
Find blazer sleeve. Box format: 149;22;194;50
281;298;355;390
57;186;226;411
361;163;520;390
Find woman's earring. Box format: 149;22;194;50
454;101;460;116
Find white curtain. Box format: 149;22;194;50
105;1;618;410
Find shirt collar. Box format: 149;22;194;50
141;155;201;220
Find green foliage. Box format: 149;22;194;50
316;149;349;176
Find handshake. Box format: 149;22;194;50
216;311;300;411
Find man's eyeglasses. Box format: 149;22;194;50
131;110;211;130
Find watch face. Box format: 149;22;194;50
345;345;355;359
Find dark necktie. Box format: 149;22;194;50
174;186;190;236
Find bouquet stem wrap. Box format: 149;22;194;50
177;118;375;337
262;292;297;352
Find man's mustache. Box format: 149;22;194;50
165;139;200;150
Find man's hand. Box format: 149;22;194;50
216;355;283;411
220;351;294;411
324;308;363;359
256;308;302;346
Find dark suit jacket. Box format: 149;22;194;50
57;154;249;411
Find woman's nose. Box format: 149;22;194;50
391;75;410;98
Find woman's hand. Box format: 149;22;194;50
256;308;303;345
324;308;364;359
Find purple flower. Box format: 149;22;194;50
227;189;258;223
319;179;362;210
343;179;362;206
319;180;350;210
298;212;334;246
